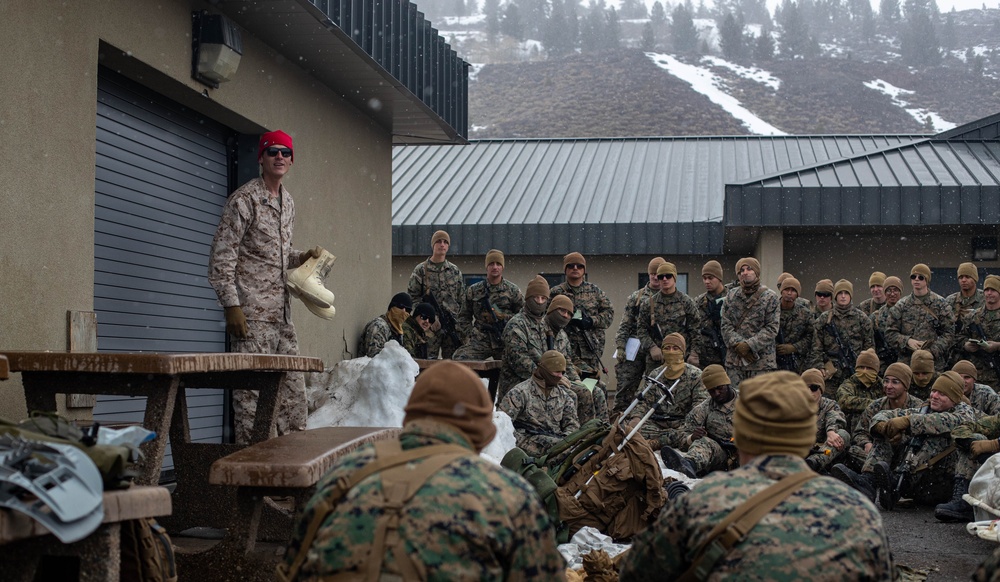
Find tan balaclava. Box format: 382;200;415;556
525;275;550;317
403;361;496;451
546;294;574;330
661;332;687;380
855;348;880;387
534;350;567;388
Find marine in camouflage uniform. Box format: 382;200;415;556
660;365;737;478
776;277;815;374
636;262;701;376
401;303;436;360
720;257;780;389
858;271;888;317
946;262;985;367
627;334;706;450
613;257;664;413
282;362;565;580
499;351;580;459
958;275;1000;389
550;252;615;380
835;349;883;434
805;368;851;474
885;263;955;372
809;280;874;397
813;278;835;321
846;362;923;472
407;230;465;359
545;294;607;423
692;260;728;369
360;293;411;358
621;372;895;582
870;276;903;376
908;349;941;402
953;359;1000;417
454;250;524;361
208;131;310;445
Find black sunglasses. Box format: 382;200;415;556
657;274;675;280
815;292;832;298
265;147;293;158
566;263;585;270
808;384;823;392
910;274;926;281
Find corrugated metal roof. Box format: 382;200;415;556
726;140;1000;227
393;135;924;255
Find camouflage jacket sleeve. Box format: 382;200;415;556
817;397;848;433
497;385;526;420
636;296;657;353
615;289;643;350
836;377;879;418
973;385;1000;417
682;399;710;435
361;316;394;358
561;389;581;434
682;294;703;354
407;262;426;306
787;304;816;357
872;403;976;435
590;284;615;331
721;288;780;356
502;316;544;382
208;192;253;308
852;400;882;449
456;284;477;337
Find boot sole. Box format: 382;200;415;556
286;280;334;308
873;461;896;511
660;446;697;479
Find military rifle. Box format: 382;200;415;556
512;419;561;439
575;308;608;376
873;327;897;370
886;405;931;510
775;328;799;372
479;294;506;343
825;321;857;376
422;292;461;348
701;296;727;361
968;321;1000;373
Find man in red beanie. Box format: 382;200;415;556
209;130;321;443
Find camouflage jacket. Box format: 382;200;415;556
630;364;706;448
809;307;875;390
969;383;1000;418
550;281;614;372
836;373;885;434
401;316;429;359
407;258;465;319
816;397;850;445
909;372;940;403
960;306;1000;387
693;290;727;366
778;301;816;373
871;304;899;374
615;285;657;352
871;402;977;457
885;292;956;370
499;376;580;456
858;298;888;318
619;455;894;581
208;178;304;323
948;289;985;333
498;311;550;400
456;278;524;342
721;285;780;371
360;314;401;358
284;419;566;580
636;290;701;356
545;323;581;383
683;393;737;444
852;394;924;451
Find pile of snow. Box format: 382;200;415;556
863;79;957;132
558;527;632;570
306;342;517;461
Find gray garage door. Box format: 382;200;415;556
93;67;233;475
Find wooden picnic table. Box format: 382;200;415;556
0;351;323;532
413;358;502;401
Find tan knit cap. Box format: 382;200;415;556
736;257;761;277
885;362;913;389
911;263;932;283
539;350;567;373
777;272;793;287
958;262;979;282
657;262;678;278
781;276;802;295
661;332;686;353
801;368;825;391
702;364;730;389
648;257;666;274
702;260;724;281
547;294;573;314
856;348;879;371
526;275;550;299
910;349;935;374
733;371;818;458
986;275;1000;293
815;279;834;294
869;271;886;287
933;371;969;405
431;230;450;245
563;252;586;270
834;278;854;298
952;359;978;381
485;249;505;267
403;361;495;451
883;276;903;292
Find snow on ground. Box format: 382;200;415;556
440;14;486;26
863;79;957;132
646;52;787;135
468;63;485;82
306;341;517;461
701;55;781;91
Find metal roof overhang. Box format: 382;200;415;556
218;0;466;145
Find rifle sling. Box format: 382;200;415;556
677;470;817;582
912;444;957;473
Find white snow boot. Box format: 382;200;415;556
287;250;336;308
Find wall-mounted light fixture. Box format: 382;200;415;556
192;11;243;88
973;236;998;262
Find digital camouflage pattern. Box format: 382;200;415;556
454;279;524;361
407;258;465;358
499;377;580;458
847;394;924;471
871;305;898;376
360;314;401;358
808;397;851;472
960;306;1000;389
809;308;875;395
692;290;727;367
550;281;614;378
619;455;895;581
628;364;706;449
283;419;565;580
909;372;940;403
885;292;956;371
864;402;977;502
836;373;885;438
969;383;1000;417
858;298;887;318
615;285;657;410
947;289;985;366
678;394;738;474
721;286;780;385
497;311;549;401
778;300;816;374
636;290;701;374
401;316;429;359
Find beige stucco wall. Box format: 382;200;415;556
0;0;393;420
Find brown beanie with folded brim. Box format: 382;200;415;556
801;368;825;391
834;279;854;299
958;262;979;282
911;263;932;283
856;348;879;371
648;257;666;274
548;294;573;314
869;271;886;288
735;257;761;278
952;359;978;381
702;260;724;281
404;361;495;451
933;371;969;405
431;230;450;246
910;349;935;374
986;275;1000;293
539;350;567;373
734;371;817;458
526;275;550;299
885;362;913;389
781;277;802;296
563;252;586;270
815;279;834;295
485;249;505;267
883;276;903;293
657;262;678;278
661;332;687;353
702;364;730;390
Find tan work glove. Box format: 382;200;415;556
872;421;888;436
649;345;663;362
224;306;248;339
884;416;911;440
776;344;795;356
734;342;752;358
616;347;627;363
298;245;323;264
971;439;1000;457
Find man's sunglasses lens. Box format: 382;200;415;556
567;263;585;269
657;274;674;280
266;147;293;158
816;292;832;298
910;274;925;281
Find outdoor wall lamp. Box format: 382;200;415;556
972;237;998;262
192;11;243;88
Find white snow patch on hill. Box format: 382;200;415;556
701;55;781;90
863;79;957;132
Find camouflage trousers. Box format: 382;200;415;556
452;327;503;361
863;436;958;504
638;418;685;450
569;382;609;424
231;320;307;445
515;433;564;460
427;328;461;359
613;358;646;414
723;366;774;392
807;445;847;473
846;443;871;472
682;437;738;475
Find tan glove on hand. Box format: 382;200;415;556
649;345;663;362
734;342;752;358
884;416;911;440
298;245;324;264
775;344;795;356
224;306;248;339
971;439;1000;457
616;348;627;363
872;421;888;436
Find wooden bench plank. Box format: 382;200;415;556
0;355;8;381
209;427;399;488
